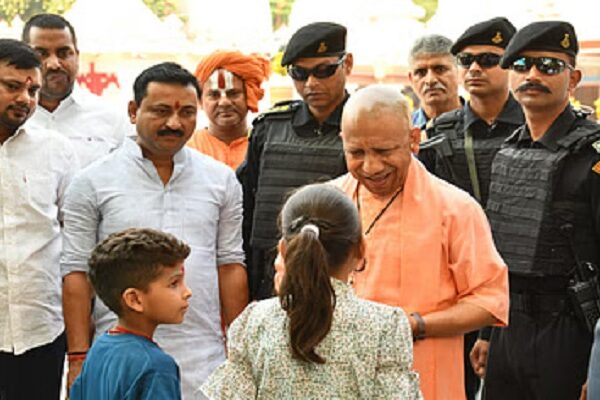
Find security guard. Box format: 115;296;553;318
237;22;351;300
419;17;522;206
417;17;523;400
484;21;600;399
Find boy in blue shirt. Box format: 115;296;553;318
70;228;193;400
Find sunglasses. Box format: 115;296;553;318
510;56;573;76
287;54;346;81
456;52;502;69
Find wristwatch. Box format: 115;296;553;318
410;312;426;341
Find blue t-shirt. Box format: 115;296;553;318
70;333;181;400
412;108;429;131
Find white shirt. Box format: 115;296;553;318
25;85;131;168
0;127;79;355
61;138;245;399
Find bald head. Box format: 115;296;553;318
342;85;412;131
341;85;420;197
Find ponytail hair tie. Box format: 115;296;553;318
300;223;320;238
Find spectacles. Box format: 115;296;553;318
456;52;501;69
510;56;574;75
287;55;346;81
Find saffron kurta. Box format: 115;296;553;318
187;128;248;170
331;157;509;400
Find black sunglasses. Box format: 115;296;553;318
456;52;502;69
510;56;573;76
287;54;346;81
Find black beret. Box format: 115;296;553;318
451;17;516;55
500;21;578;68
281;22;346;66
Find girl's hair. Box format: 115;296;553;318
279;183;362;364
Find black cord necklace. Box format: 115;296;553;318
355;184;404;236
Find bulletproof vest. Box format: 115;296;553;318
486;122;600;277
250;105;346;249
423;109;516;205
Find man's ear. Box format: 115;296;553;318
409;126;421;154
343;52;354;75
122;288;144;313
568;68;582;95
127;101;138;124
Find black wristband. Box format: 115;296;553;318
410;312;426;341
478;326;492;341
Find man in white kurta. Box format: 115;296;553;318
22;13;129;168
61;62;248;399
0;38;78;400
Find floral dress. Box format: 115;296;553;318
201;279;422;399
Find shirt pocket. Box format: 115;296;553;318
69;136;114;166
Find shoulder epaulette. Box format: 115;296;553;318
434;109;463;127
557;123;600;153
253;100;302;126
427;109;464;139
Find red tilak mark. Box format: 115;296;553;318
25;77;33;84
174;101;180;109
180;264;185;276
218;70;225;90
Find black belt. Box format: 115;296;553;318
510;292;569;314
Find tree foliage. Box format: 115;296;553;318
412;0;438;23
0;0;75;23
142;0;178;19
0;0;177;23
270;0;295;30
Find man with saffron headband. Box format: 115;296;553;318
187;51;270;170
276;85;508;400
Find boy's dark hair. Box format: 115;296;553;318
22;13;78;50
133;62;201;106
88;228;191;316
0;39;41;69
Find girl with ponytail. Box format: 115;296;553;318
202;184;422;399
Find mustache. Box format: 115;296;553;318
45;70;68;78
8;104;31;114
424;82;446;92
516;82;551;93
157;129;184;137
